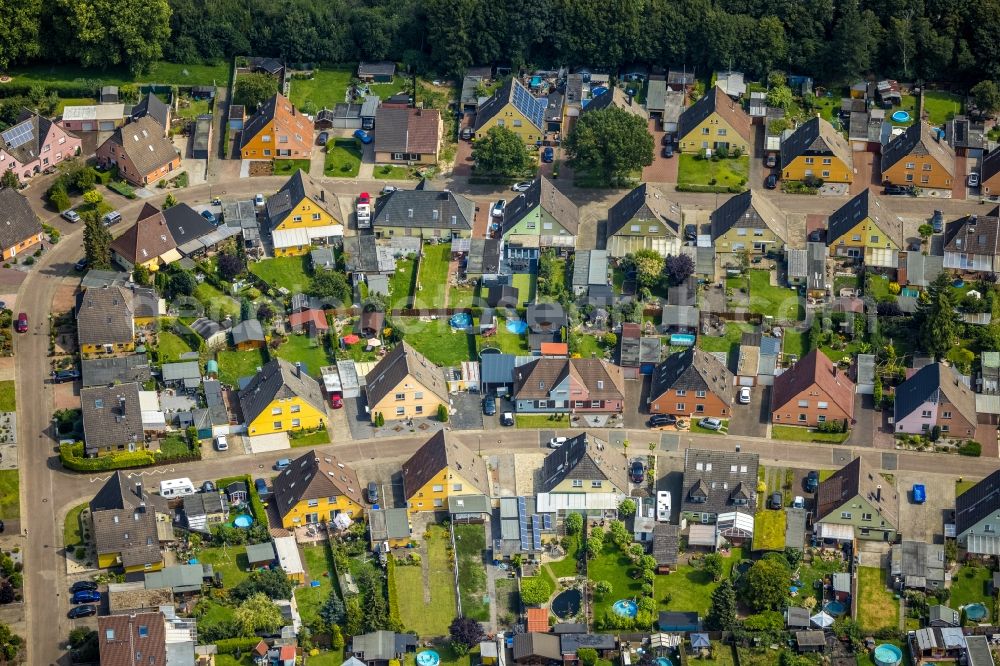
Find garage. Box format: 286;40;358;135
99;121;116;131
82;122;94;131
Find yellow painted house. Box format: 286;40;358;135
270;450;365;528
266;170;346;257
826;190;901;268
402;430;490;514
90;471;172;572
76;286;137;356
239;93;314;161
473;78;547;145
677;85;752;155
710;190;788;266
365;341;451;422
110;203;182;273
780;117;853;183
540;433;628;495
239;358;327;436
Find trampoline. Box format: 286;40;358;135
416;652;441;666
506;319;528;334
612;599;638;618
891;110;911;123
592;86;609;97
233;514;253;528
966;603;988;621
824;601;846;616
449;312;472;329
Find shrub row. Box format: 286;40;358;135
386;552;402;630
675;183;745;193
59;441;201;472
215;637;261;655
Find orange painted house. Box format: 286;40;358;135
880;122;955;189
648;348;734;419
0;187;43;261
240;93;314;160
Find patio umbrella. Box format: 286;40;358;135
342;334;360;345
810;611;835;628
367;338;382;347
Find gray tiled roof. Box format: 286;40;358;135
90;471;167;567
607;183;680;238
0;187;41;252
131;92;170;129
238;358;326;424
650;348;734;407
681;448;759;516
231;319;265;345
77;286;135;346
540;433;628;493
271;450;364;518
81;382;144;454
710;190;787;243
373;189;475;230
502;176;579;236
881;121;955;175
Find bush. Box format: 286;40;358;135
437;404;449;422
520;577;551;605
215;637;261;655
958;440;982;457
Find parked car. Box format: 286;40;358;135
254;193;265;207
792;496;805;509
72;590;101;604
353;129;373;144
629;460;645;484
968;172;981;187
53;368;81;383
768;492;783;510
764;154;777;168
931;209;944;233
70;581;98;593
62;209;80;223
74;258;88;272
200;210;217;224
214;436;228;451
662;145;673;158
491;199;506;217
684;224;697;241
912;484;926;504
548;436;567;448
330;391;343;409
254;478;269;497
764;173;778;189
512;182;532;192
482;395;496;416
201;481;216;493
102;211;122;226
367;481;379;504
317;131;329;145
381;185;397;195
697;417;723;431
804;470;819;493
648;414;678;428
738;387;752;404
15;313;27;333
273;457;291;471
68;605;97;619
541;146;554;163
500;412;514;427
460;127;474;140
882;184;914;195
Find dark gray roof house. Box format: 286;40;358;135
0;187;42;254
82;353;151;387
681;449;759;519
540;433;629;494
90;471;170;569
891;540;947;589
649;348;734;411
372;189;475;232
131;92;170;130
501;176;580;239
881;121;955;177
81;382;145;456
238;359;326;427
928;605;960;628
710;190;788;246
526;302;567;334
231;319;265;346
350;630;417;665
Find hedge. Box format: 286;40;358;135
249;477;270;529
59;441;201;472
675;183;745;193
215;637;261;655
107;181;137;199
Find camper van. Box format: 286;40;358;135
159;478;196;498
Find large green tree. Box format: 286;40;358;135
564;107;653;186
627;249;665;289
232;72;279;110
234;593;283;637
82;214;112;270
0;0;42;70
309;271;351;306
705;580;737;631
472;126;532;176
972;80;1000;117
917;271;961;359
742;557;790;612
52;0;170;75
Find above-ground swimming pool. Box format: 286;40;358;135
966;603;988;621
873;644;902;666
891;110;911;123
416;651;441;666
552;589;582;618
612;599;638;618
654;658;674;666
449;312;472;329
506;319;528;334
823;601;846;616
233;514;253;528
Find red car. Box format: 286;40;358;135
330;392;343;409
14;313;27;333
358;192;370;204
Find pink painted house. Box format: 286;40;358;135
894;362;977;437
513;357;625;414
0;110;81;181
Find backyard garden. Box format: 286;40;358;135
393;524;456;637
677;154;749;193
856;566;899;631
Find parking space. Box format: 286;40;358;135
200;434;245;460
624;375;651;429
450;393;485;430
343;396;447;440
453;136;475;178
727;385;770;437
952;155;968;200
642;119;678;183
851;150;877;195
895;469;953;543
353;459;406;508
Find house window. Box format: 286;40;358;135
312;213;321;221
696;404;705;412
702;128;710;135
753;228;763;236
817;402;828;409
717;129;727;136
414;392;424;400
574;401;585;408
852;234;861;241
841;512;852;519
395;392;406;401
921;410;932;418
271;407;282;415
591;481;602;488
941;425;950;432
818;415;826;422
414;406;423;414
273;421;282;429
676;403;685;411
804;157;814;165
452;483;463;491
631;225;641;232
822;171;830;178
906;173;914;182
798;414;807;422
396;407;405;416
862;513;872;521
905;162;914;169
649;226;659;233
696;391;706;398
293;215;302;222
942;411;952;419
291;419;301;428
676;390;687;396
513;120;522;127
921;175;929;183
263;149;271;156
290;404;301;413
590;400;601;408
432;485;444;492
433;498;444;507
737;228;747;236
798;400;808;408
923;163;932;171
572;479;583;487
308;499;318;507
860;528;870;536
985;524;995;533
822;158;832;165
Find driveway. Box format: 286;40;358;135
624;375;651;429
851;150;877;195
450;392;485;430
642;119;678;184
848;393;876;448
728;385;770;438
453;138;475;179
952;155;968;200
895;469;953;543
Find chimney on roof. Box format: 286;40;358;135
135;481;143;499
876;484;882;502
320;189;325;201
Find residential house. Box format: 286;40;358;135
81;382;150;456
131;92;171;131
357;62;396;83
571;250;609;296
90;472;171;571
0;187;44;260
946;115;985;158
61;103;126;132
513;357;625;414
826;191;901;268
908;627;967;666
98;612;167;665
710;190;788;264
540;433;629;495
814;457;898;541
582;87;648;121
677;86;752;155
652;523;680;573
780;117;854;183
771;350;855;428
648;348;733;419
373;108;442;164
501;176;579;264
513;634;562;665
981;149;1000;196
619;323;642;378
893;362;977;437
881;122;955;189
369;507;411;548
365;341;450;422
240;93;314;161
96;116;182;186
77;286;137;356
401;430;489;513
181;492;229;533
0;109;80;180
109;204;180;272
606;183;682;258
231;319;266;350
238;358;327;436
891;540;948;591
943;215;1000;274
266;170;345;257
271;450;364;528
81;353;151;388
162;202;221;258
372;188;475;240
680;449;759;523
288;309;329;336
955;468;1000;555
473;79;546;145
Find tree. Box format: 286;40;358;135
917;271;961;358
0;0;41;70
83;214;113;270
628;249;665;289
450;616;484;648
565;512;583;536
52;0;171;75
309;271;351;306
331;624;345;650
218;252;246;281
972;80;1000;117
48;181;71;212
257;302;276;323
234;593;283;636
472;126;532;175
0;170;19;190
918;224;933;242
0;624;22;662
163;193;178;209
766;84;794;112
577;648;598;666
703;552;724;581
119;84;140;104
230;567;293;602
742;558;790;612
233;72;279;110
617;498;636;517
593;580;613;597
133;264;152;287
564;107;653;186
519;577;550;605
705;580;737;630
169;271;196;297
82;189;104;207
665;254;695;285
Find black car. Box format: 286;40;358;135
367;481;379;504
500;412;515;427
53;368;81;383
648;414;678;428
482;395;496;416
769;492;783;509
70;580;99;594
804;470;819;493
317;131;329;145
68;604;98;619
765;173;778;189
662;145;673;158
629;460;645;484
684;224;697;241
883;184;914;195
74;258;88;272
931;209;944;233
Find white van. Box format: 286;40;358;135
159;478;196;498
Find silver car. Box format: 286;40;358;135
698;417;723;431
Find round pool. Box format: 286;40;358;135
891;110;911;123
873;644;902;666
966;602;988;621
449;312;472;329
612;599;638;618
506;319;528;334
655;658;673;666
233;514;253;528
824;601;846;616
551;589;582;618
416;651;440;666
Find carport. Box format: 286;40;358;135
817;523;854;542
687;524;718;549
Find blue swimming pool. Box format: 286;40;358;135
670;334;696;347
891;110;911;123
449;312;471;329
824;600;846;616
901;287;919;298
506;319;528;334
612;599;637;618
233;514;253;528
966;603;988;621
416;652;440;666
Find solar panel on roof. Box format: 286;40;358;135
2;121;33;150
512;84;546;130
543;514;552;529
532;517;541;550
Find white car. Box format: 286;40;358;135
381;185;397;195
548;436;567;448
254;193;265;207
792;496;805;509
968;173;981;187
62;209;80;223
491;199;506;217
738;387;752;404
511;182;532;192
215;436;228;451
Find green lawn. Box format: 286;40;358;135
516;414;569;428
545;535;580;579
374;165;416;180
796;557;846;600
296;542;334;627
772;425;849;443
389;256;417;310
866;274;892;301
834;275;860;294
307;652;345;666
290;429;332;448
395;524;456;637
697;322;754;358
289;68;354;109
752;510;786;551
589;541;644;619
956;480;976;497
250;256;312;292
215;655;254;666
325;139;362;178
923;91;963;125
55;97;96;116
891;95;919;127
7;60;229;88
157;331;197;363
951;565;992;620
193;282;239;319
450;284;478;309
478;318;530;355
0;381;14;411
274;334;333;377
677;155;749;190
273;159;312;176
511;273;536;305
782;330;808;359
748;270;803;321
415;243;452;308
174;97;212;120
655;548;744;616
454;524;489;621
197;545;250;588
216;349;268;386
64;502;87;548
812;95;843;123
690;643;736;666
393;318;474;366
857;566;899;631
571;332;604;358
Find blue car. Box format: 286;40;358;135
200;210;218;224
912;484;926;504
541;146;554;163
72;589;101;604
353;129;373;144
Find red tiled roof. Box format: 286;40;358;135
288;309;329;331
771;349;855;418
540;342;568;356
527;607;549;633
